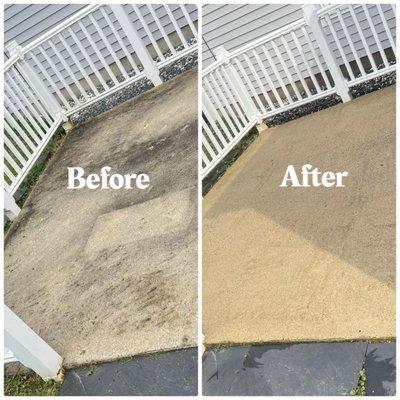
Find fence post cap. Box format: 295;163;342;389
302;4;317;11
5;40;23;58
302;4;318;22
215;46;230;61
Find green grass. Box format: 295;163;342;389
4;125;67;234
15;126;66;208
350;367;367;396
203;124;259;195
4;374;61;396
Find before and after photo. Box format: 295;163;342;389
3;2;397;397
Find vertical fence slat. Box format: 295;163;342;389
203;96;230;147
202;110;224;154
179;4;198;41
361;5;389;68
39;45;80;104
131;5;165;61
165;5;188;49
204;78;237;138
47;39;89;101
301;26;333;90
10;69;54;127
8;71;53;129
67;26;108;91
147;4;177;56
4;94;42;143
335;9;366;77
4;118;33;157
376;5;396;55
109;4;162;86
4;132;29;165
347;5;377;71
246;52;277;110
208;72;246;130
100;7;141;75
5;109;37;150
290;31;321;92
77;20;119;86
6;74;48;135
88;13;129;80
259;46;293;104
323;15;355;81
271;40;302;101
216;67;248;124
29;51;70;109
234;58;270;114
4;151;22;176
57;32;100;96
281;35;312;97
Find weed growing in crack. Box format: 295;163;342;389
350;367;367;396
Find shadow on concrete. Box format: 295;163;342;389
206;85;395;287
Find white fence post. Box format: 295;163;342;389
110;4;162;86
6;41;63;118
215;46;261;123
4;306;63;380
4;191;20;220
303;5;351;102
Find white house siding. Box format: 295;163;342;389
4;4;87;49
202;4;304;67
5;4;198;92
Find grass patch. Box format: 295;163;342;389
4;374;61;396
202;125;259;195
15;126;66;208
350;367;367;396
4;126;67;234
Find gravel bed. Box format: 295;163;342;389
265;94;341;127
69;78;153;126
70;41;198;126
350;70;396;98
265;71;396;128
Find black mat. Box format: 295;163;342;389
203;342;395;396
61;348;197;396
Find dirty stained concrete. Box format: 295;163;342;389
5;68;198;367
203;85;395;345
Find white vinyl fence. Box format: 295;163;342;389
202;4;396;178
5;306;62;380
4;3;197;216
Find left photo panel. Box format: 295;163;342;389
3;4;198;396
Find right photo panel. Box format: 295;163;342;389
202;3;396;396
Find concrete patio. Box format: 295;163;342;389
203;85;395;346
5;68;197;367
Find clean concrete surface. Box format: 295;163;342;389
60;348;197;396
203;86;395;345
5;69;198;367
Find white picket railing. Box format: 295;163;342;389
4;3;197;216
202;4;396;178
5;306;62;380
